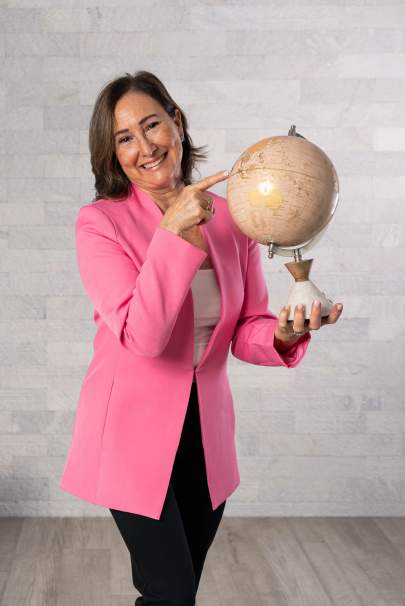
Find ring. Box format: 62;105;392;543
292;330;306;336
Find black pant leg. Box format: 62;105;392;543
171;381;226;590
110;481;196;605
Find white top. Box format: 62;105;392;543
191;268;221;373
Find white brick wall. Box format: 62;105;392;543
0;0;404;517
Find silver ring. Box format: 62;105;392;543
292;330;306;336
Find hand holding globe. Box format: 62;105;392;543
273;300;344;347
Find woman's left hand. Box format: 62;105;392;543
274;301;344;345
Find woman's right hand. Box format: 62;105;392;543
159;170;229;235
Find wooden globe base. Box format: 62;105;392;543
284;258;334;321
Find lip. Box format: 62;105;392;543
140;152;167;169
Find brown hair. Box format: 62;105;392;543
89;70;209;201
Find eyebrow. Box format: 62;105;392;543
113;114;159;138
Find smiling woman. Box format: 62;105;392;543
61;67;315;606
88;70;209;201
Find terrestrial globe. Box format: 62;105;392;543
226;125;339;321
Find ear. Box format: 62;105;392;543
173;108;184;140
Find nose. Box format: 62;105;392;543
138;133;158;157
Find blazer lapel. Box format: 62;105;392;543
130;182;228;366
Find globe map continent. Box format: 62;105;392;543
226;135;338;249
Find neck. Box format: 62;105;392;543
139;180;185;212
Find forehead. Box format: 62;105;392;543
113;91;163;126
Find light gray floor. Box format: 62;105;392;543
1;516;405;605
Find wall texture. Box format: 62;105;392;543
0;0;404;516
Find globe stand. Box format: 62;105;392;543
227;125;340;324
283;258;333;322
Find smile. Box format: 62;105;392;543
141;152;168;171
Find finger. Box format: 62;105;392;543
278;306;291;330
293;304;306;332
199;198;215;224
198;197;214;221
309;300;322;330
200;209;212;224
321;303;343;325
200;193;213;209
192;170;229;192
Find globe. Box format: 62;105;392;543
226;125;340;321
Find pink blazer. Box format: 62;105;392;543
59;182;311;519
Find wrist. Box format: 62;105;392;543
273;332;301;351
160;222;182;237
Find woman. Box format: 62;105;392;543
60;70;343;605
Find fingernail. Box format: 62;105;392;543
297;304;304;311
224;169;230;176
337;303;343;311
314;300;321;307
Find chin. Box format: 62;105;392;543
150;169;181;184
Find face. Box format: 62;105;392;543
113;91;184;193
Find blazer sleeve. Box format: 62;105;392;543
75;204;207;357
230;237;311;369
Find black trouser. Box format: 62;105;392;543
109;381;226;605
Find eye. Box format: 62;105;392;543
145;121;160;131
118;135;132;144
118;122;160;145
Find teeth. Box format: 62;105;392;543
142;153;166;169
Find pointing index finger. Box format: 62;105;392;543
192;170;230;192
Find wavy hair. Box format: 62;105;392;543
89;70;209;201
